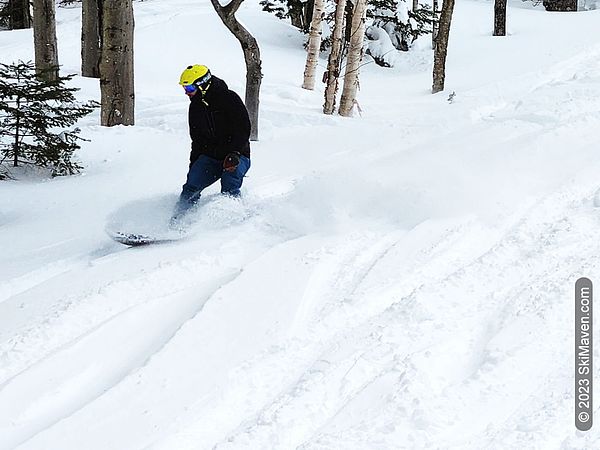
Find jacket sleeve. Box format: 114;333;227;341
225;91;251;154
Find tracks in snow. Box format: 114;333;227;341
0;263;241;449
202;177;600;450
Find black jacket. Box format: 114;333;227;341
188;76;251;165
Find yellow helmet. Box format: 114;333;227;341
179;64;211;87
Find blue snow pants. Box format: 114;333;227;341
175;154;251;215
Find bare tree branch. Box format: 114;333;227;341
209;0;262;140
226;0;244;15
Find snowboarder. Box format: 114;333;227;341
172;65;251;220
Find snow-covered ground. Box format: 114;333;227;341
1;0;600;448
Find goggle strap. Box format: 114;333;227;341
196;72;211;86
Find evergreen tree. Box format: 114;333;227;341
368;0;434;52
259;0;314;32
262;0;434;63
0;61;98;179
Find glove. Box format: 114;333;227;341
223;152;241;172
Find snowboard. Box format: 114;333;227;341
108;230;185;247
105;194;193;247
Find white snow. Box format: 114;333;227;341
366;26;398;67
1;0;600;448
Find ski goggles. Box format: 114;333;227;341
183;84;197;94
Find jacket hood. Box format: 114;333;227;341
190;75;228;105
208;76;228;92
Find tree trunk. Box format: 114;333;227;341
432;0;439;49
8;0;31;29
338;0;366;117
32;0;59;81
493;0;506;36
210;0;262;141
289;0;303;29
302;0;315;33
323;0;347;114
413;0;418;11
82;0;102;78
432;0;455;94
344;0;354;44
302;0;325;90
14;98;20;167
100;0;134;126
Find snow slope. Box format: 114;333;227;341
1;0;600;448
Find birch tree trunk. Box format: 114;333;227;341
33;0;59;81
8;0;31;29
100;0;134;126
323;0;347;114
302;0;325;90
338;0;367;117
432;0;455;94
413;0;418;11
210;0;262;141
82;0;102;78
493;0;507;36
